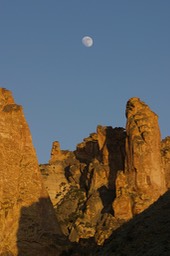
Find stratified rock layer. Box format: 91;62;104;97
0;88;62;256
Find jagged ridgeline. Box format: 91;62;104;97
0;88;170;256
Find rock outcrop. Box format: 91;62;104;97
40;126;126;245
0;88;63;256
113;97;166;219
1;88;169;255
161;136;170;189
70;190;170;256
41;97;169;249
95;190;170;256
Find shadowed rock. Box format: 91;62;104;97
41;127;126;244
64;190;170;256
96;190;170;256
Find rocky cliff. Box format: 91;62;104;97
0;88;65;256
40;98;169;251
0;88;169;256
113;97;166;220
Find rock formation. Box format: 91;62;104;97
113;97;166;219
70;190;170;256
40;97;169;250
0;88;169;255
0;88;64;256
161;136;170;189
95;190;170;256
40;126;126;245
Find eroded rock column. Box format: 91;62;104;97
113;97;166;219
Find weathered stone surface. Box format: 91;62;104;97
126;98;165;192
41;97;169;252
55;185;86;237
1;93;162;254
161;136;170;189
44;95;169;246
95;190;170;256
69;191;103;242
41;126;126;245
40;163;71;207
97;126;126;190
95;213;122;246
3;88;169;255
75;132;100;163
113;171;133;220
113;97;167;220
75;126;126;191
49;140;75;164
0;88;63;255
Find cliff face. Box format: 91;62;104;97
0;88;63;256
40;126;126;245
161;136;170;189
95;190;170;256
113;97;166;220
0;88;169;255
40;97;169;248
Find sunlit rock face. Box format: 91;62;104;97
125;97;165;194
1;87;168;255
41;127;126;245
113;97;166;219
161;136;170;189
0;88;62;256
42;97;168;247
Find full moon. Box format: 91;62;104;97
82;36;93;47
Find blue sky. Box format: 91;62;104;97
0;1;170;163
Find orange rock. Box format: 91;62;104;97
0;88;62;255
49;141;73;163
113;97;167;220
125;98;166;195
161;136;170;189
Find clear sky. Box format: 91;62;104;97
0;1;170;163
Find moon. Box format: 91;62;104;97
82;36;93;47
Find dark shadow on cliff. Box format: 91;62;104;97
96;127;126;215
17;198;70;256
61;189;170;256
105;127;126;191
98;185;115;214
